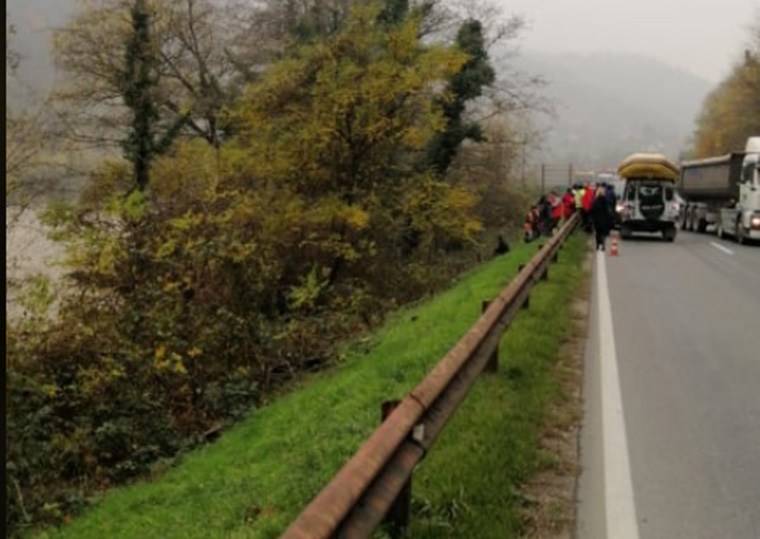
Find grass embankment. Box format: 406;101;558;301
38;232;588;539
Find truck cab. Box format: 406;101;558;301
716;137;760;243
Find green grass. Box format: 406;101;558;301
37;232;587;539
402;234;586;538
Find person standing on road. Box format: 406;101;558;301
604;183;617;220
581;182;596;233
591;187;612;250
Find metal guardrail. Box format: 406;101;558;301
282;213;580;539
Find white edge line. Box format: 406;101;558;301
710;242;734;256
598;254;640;539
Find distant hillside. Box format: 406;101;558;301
8;1;714;174
511;52;713;170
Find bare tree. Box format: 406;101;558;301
6;19;63;211
52;0;249;153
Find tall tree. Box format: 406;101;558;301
425;18;495;175
122;0;161;190
693;16;760;156
229;3;471;283
53;0;244;153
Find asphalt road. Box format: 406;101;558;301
576;230;760;539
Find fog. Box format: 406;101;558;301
6;0;758;170
496;0;760;83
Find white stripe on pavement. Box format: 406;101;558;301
710;242;734;256
597;253;640;539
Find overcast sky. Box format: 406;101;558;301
7;0;760;86
495;0;760;83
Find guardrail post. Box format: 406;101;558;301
551;251;559;262
541;267;549;281
523;295;530;309
481;300;499;373
381;400;411;535
281;216;579;539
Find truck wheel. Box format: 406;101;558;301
697;218;707;233
663;227;676;242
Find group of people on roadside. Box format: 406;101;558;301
523;182;618;251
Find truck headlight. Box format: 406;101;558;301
751;215;760;229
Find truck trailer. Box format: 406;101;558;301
678;137;760;244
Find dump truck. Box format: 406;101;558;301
679;137;760;244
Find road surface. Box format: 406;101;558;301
576;231;760;539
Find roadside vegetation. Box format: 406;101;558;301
31;230;586;539
6;1;543;535
691;12;760;156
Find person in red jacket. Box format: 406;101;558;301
562;188;576;222
549;190;562;230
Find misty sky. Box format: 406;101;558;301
496;0;760;83
8;0;759;85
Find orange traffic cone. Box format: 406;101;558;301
610;232;619;257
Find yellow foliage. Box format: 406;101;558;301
150;139;223;202
170;353;188;375
229;3;467;194
694;49;760;156
42;384;60;398
339;205;371;231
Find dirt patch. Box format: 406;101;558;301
518;246;593;538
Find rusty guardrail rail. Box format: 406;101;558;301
282;213;579;539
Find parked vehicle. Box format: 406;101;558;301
616;153;680;241
609;177;626;229
678;137;760;244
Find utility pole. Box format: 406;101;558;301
541;163;546;194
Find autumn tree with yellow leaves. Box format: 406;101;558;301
692;15;760;156
7;2;503;533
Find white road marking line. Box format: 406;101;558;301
710;242;734;256
597;253;640;539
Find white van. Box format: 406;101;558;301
619;178;680;241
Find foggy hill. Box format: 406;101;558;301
513;52;713;170
7;1;714;174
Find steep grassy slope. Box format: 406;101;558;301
37;232;588;539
